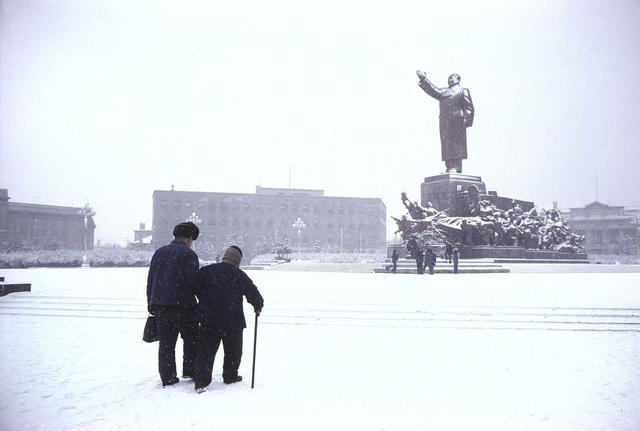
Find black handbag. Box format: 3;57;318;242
143;315;159;343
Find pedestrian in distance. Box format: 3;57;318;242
426;248;437;275
391;249;399;273
146;222;200;387
415;246;425;275
193;245;264;393
444;242;453;264
452;245;460;274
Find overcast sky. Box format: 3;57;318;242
2;0;639;244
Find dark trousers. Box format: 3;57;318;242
392;261;397;273
416;256;424;274
194;326;243;389
153;305;198;384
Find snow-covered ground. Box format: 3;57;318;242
1;268;639;430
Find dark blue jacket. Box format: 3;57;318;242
195;262;264;332
147;239;199;308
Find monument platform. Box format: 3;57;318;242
386;243;588;264
374;258;510;274
459;245;588;262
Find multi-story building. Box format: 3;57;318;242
563;201;639;255
0;188;96;250
151;186;386;258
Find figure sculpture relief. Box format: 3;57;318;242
417;70;475;173
392;193;584;254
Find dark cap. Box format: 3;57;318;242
173;221;199;240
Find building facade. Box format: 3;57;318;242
152;186;386;258
0;188;96;251
563;201;639;255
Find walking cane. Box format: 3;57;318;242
251;312;259;389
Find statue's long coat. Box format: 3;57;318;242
419;79;474;161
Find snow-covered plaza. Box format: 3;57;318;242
1;267;639;430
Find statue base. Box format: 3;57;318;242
386;243;588;262
459;245;588;261
420;172;534;217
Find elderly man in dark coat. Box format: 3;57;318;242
193;245;264;393
147;221;200;387
417;70;475;173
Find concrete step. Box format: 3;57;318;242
493;258;590;264
240;265;266;270
250;259;287;267
374;267;510;274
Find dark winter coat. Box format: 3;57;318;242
147;239;199;308
195;262;264;332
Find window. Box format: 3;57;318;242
592;231;603;244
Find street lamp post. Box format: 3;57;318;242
292;217;306;261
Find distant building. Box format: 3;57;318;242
0;188;96;250
127;222;153;250
152;186;386;258
562;201;639;255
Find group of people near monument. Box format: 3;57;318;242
390;241;460;274
146;221;264;393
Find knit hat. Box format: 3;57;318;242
222;245;243;267
173;221;199;240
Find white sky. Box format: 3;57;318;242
2;0;640;244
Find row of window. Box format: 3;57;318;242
155;214;380;230
576;229;637;245
159;200;381;216
10;217;77;237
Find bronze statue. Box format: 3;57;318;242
417;70;474;173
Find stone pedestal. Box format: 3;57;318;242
421;173;487;216
421;172;534;216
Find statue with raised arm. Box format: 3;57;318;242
416;70;474;173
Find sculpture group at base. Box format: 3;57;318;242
393;193;584;254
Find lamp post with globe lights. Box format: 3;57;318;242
292;217;306;261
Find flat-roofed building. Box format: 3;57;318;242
152;186;386;259
563;201;639;255
0;188;96;250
